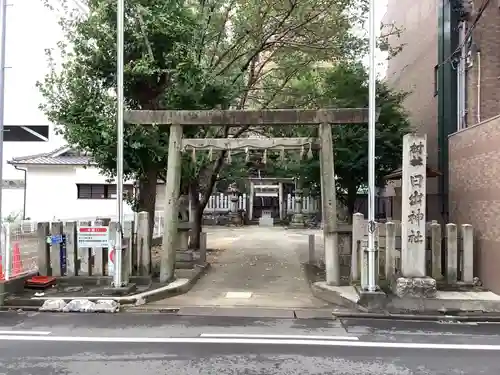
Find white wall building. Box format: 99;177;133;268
8;146;168;221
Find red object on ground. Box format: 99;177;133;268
25;275;56;289
12;242;22;277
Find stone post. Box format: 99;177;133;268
50;222;64;276
401;134;427;277
308;234;315;264
290;184;305;228
385;221;396;281
37;222;50;276
137;211;151;276
319;122;340;285
394;134;436;298
461;224;474;283
249;183;254;220
446;223;458;283
199;232;207;264
360;239;368;288
431;221;442;280
278;182;284;220
63;221;77;276
160;124;183;283
350;213;364;281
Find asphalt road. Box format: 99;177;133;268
1;312;500;374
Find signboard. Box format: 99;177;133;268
4;125;49;142
108;247;115;276
77;226;110;248
46;234;63;245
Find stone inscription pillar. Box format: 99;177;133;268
401;134;427;277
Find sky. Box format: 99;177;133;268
1;0;388;180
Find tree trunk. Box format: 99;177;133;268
137;168;158;246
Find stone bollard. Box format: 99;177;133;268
461;224;474;283
37;222;50;276
350;213;364;281
50;222;64;276
385;222;396;281
63;221;77;276
308;234;315;264
360;239;368;289
137;211;151;276
431;221;442;280
446;223;458;284
199;232;207;264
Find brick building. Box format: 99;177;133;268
384;0;500;292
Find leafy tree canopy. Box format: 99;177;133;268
38;0;370;241
260;61;411;215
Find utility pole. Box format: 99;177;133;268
366;0;378;292
114;0;124;287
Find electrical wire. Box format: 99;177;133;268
439;0;491;67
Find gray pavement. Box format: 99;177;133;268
1;312;500;374
151;227;329;309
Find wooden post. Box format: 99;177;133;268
137;211;150;276
446;223;458;283
461;224;474;283
319;122;340;285
50;222;64;276
160;123;183;283
63;221;77;276
431;221;442;280
36;222;50;276
385;222;396;281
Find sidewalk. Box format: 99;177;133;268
144;227;331;310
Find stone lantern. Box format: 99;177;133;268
227;182;243;225
290;184;305;228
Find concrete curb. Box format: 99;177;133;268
310;283;366;311
1;263;211;312
332;311;500;322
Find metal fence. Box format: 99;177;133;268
0;211;166;281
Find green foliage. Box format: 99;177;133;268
193;0;368;108
262;62;411;211
38;0;237;185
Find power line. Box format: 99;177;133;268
439;0;491;67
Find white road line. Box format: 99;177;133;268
0;330;51;335
200;333;359;341
0;335;499;350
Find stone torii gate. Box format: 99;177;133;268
125;108;369;286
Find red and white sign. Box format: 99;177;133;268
109;248;115;264
77;226;110;248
